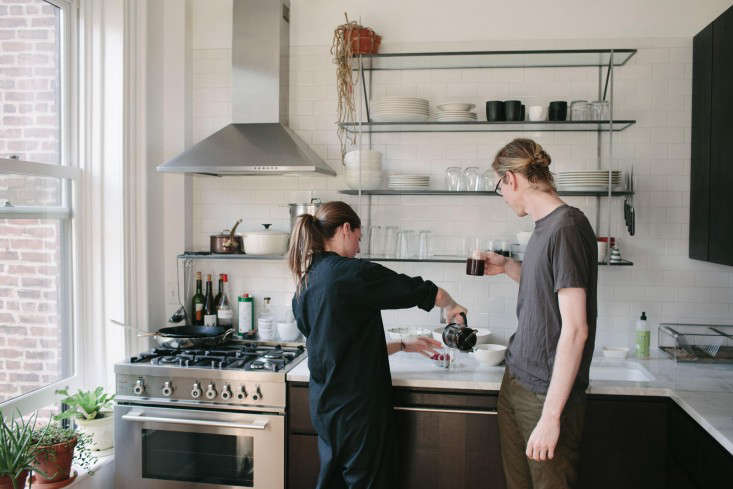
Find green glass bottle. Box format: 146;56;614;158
191;272;205;325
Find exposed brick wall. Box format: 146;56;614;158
1;0;63;404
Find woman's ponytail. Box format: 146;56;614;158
288;213;324;295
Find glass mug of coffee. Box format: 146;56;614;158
466;249;485;276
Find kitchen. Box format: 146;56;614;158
1;0;733;488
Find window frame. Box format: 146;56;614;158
0;0;82;417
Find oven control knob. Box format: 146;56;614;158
252;386;263;401
161;381;173;397
133;379;145;395
221;384;233;400
205;383;217;400
191;382;202;399
236;386;248;400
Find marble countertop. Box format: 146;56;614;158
287;353;733;455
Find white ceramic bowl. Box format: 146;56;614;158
432;327;491;344
602;346;629;359
345;150;382;165
472;344;507;366
387;327;432;343
516;231;532;247
277;321;300;342
437;103;475;111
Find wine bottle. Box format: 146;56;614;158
203;274;217;326
216;274;233;327
214;274;223;313
191;272;205;325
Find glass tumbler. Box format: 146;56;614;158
368;225;384;257
482;169;495;192
590;100;610;121
462;167;481;192
445;167;462;191
384;226;399;258
569;100;589;121
418;230;431;259
397;230;418;258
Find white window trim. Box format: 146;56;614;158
0;0;85;418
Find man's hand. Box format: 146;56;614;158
483;251;507;276
526;415;561;462
443;302;467;325
402;337;443;358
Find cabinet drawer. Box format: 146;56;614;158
393;387;498;411
288;434;320;489
288;383;316;435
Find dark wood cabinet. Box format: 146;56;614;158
690;4;733;266
287;383;733;489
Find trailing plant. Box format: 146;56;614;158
32;423;97;474
54;387;115;422
0;411;50;489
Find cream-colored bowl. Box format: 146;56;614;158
472;344;507;366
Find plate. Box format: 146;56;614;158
437;103;475;111
372;114;430;122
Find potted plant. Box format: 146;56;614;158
30;424;95;488
54;387;115;452
0;411;49;489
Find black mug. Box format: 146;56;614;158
505;100;522;121
520;104;526;121
548;101;568;121
486;101;505;121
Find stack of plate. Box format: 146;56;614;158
435;103;477;122
344;150;383;190
388;174;430;190
372;97;429;122
555;170;623;191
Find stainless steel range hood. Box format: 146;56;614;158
157;0;336;176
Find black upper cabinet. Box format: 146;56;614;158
690;5;733;266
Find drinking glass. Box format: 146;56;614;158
384;226;399;258
590;100;610;121
462;167;481;192
369;225;384;257
570;100;589;121
418;230;431;259
445;167;462;191
397;230;418;258
482;169;495;192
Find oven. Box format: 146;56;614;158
115;403;284;489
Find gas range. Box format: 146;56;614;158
115;342;306;411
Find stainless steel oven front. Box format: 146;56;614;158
115;403;284;489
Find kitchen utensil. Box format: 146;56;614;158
570;100;589;121
485;101;505;121
504;100;522;121
433;326;491;345
210;219;244;254
548;101;568;121
446;167;463;191
462;167;481;191
528;105;544;121
244;224;290;255
472;344;507;366
289;198;321;232
441;313;477;352
137;324;235;349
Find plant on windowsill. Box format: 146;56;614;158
54;387;116;452
0;411;50;489
30;424;96;489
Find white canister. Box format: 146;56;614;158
277;320;300;341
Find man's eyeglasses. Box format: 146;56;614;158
494;173;506;196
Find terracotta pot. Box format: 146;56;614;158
0;470;28;489
344;27;381;54
33;437;76;484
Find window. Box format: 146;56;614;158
1;0;78;414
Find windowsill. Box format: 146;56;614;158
66;451;114;488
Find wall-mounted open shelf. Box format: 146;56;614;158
177;253;633;267
339;189;633;197
338;120;636;134
351;49;637;70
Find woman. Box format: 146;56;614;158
289;201;466;489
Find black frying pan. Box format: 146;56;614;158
141;325;234;349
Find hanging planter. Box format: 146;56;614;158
331;13;381;161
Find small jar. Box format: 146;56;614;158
570;100;589;121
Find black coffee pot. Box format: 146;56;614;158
441;313;477;351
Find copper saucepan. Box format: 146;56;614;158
210;218;243;254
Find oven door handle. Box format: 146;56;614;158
122;410;269;430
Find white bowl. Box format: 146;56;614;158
516;231;532;247
602;346;629;359
344;149;382;164
432;327;491;344
472;344;507;366
387;327;432;343
437;103;475;111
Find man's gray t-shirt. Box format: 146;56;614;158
505;204;597;395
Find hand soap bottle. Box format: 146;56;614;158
635;312;650;359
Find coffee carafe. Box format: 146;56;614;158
441;313;477;352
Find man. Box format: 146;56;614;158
484;138;598;489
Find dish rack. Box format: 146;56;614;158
658;323;733;363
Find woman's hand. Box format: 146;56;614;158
483;251;507;275
402;337;443;358
444;303;468;325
